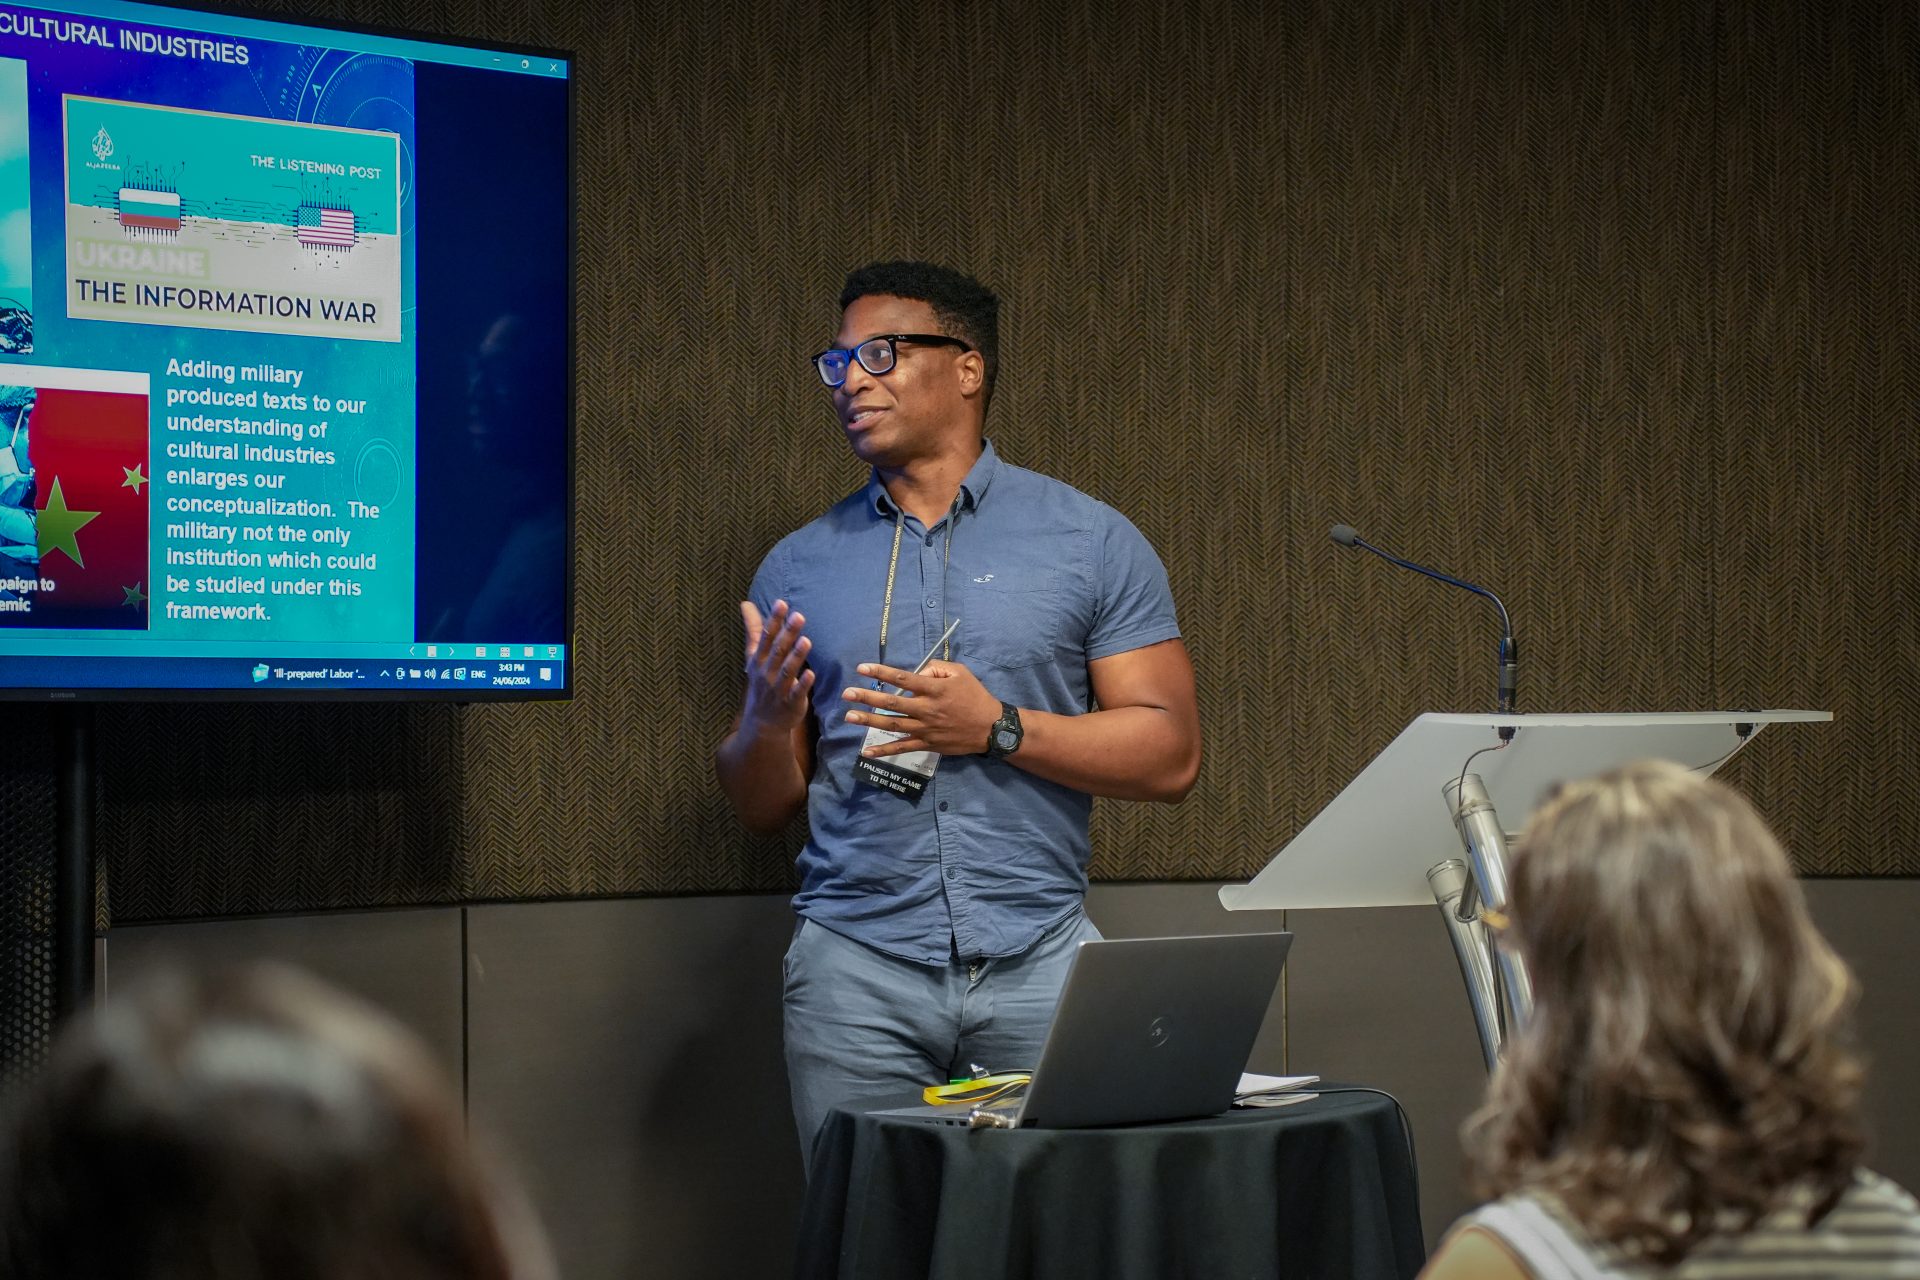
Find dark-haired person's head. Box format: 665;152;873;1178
837;261;999;405
0;964;553;1280
1464;759;1864;1265
818;262;999;470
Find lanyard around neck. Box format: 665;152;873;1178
878;501;958;669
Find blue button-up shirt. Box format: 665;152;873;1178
748;441;1181;965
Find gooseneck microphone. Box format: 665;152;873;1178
1330;524;1519;730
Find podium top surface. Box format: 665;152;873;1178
1220;710;1831;912
1422;710;1833;729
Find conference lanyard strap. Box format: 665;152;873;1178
876;501;959;672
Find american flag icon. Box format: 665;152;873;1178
297;204;356;249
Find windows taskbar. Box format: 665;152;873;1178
0;656;569;695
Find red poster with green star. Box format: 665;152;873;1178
10;384;150;629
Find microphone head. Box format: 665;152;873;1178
1330;524;1359;547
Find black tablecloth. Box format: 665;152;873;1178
795;1088;1426;1280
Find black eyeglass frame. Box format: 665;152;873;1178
812;333;973;387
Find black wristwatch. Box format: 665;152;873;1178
985;702;1024;758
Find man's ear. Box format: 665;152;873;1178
957;350;986;397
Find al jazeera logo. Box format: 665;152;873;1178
86;124;118;172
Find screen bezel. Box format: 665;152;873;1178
0;0;577;703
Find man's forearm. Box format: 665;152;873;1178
715;722;809;834
1005;705;1200;803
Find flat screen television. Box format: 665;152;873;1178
0;0;572;699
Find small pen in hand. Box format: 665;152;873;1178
877;617;962;699
911;617;962;676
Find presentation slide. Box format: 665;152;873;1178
0;2;571;698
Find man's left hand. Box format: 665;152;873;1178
842;660;1002;757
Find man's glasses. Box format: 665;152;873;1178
812;334;972;387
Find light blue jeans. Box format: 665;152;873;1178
782;906;1102;1162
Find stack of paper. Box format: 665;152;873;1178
1233;1073;1320;1108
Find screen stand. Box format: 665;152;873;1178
54;706;95;1020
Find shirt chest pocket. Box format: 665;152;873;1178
956;569;1072;671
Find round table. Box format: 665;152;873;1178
794;1086;1426;1279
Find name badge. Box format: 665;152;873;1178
853;709;937;803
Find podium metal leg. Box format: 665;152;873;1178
1443;774;1516;921
1420;859;1505;1074
1427;860;1503;1072
1435;773;1535;1070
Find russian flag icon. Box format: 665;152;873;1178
117;188;181;233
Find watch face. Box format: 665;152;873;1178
995;729;1018;749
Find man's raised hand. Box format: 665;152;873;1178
740;599;813;735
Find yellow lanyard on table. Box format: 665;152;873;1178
922;1072;1032;1106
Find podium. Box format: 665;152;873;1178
1220;711;1832;1067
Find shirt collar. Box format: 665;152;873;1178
867;438;1001;519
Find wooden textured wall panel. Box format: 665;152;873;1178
94;0;1920;921
1710;0;1920;872
1269;1;1721;876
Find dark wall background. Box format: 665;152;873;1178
89;0;1917;922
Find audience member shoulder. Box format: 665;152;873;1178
1420;1225;1532;1280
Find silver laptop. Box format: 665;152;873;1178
878;931;1292;1129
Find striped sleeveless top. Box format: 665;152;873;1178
1460;1169;1920;1278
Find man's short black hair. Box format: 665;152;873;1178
840;261;1000;408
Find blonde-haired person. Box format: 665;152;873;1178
0;964;555;1280
1422;759;1920;1279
